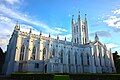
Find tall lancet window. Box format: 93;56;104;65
20;45;25;60
68;51;70;64
75;52;77;64
94;45;97;66
60;50;63;63
21;45;25;53
87;54;90;65
81;53;83;65
68;50;71;72
76;25;78;33
52;48;55;57
77;37;79;43
74;26;76;33
43;48;46;60
32;46;36;60
98;46;102;66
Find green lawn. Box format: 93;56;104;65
53;75;70;80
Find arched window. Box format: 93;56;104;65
77;37;79;43
98;46;102;66
76;25;78;33
20;45;25;60
31;46;36;60
32;46;36;54
75;39;76;43
74;26;76;33
20;45;25;53
68;51;70;64
104;54;108;67
34;63;39;68
87;54;89;65
43;48;46;60
75;52;77;64
68;50;71;73
60;50;63;63
52;48;55;56
19;54;24;60
26;46;28;54
81;53;83;65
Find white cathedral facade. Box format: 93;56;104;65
3;13;116;75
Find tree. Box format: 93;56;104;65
0;47;6;74
112;51;120;73
0;47;3;73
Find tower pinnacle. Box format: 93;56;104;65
49;33;51;37
14;21;20;30
57;35;59;40
39;31;42;36
72;15;74;24
78;11;80;19
29;28;32;34
95;33;99;41
65;37;66;41
85;14;87;22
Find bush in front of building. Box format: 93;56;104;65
11;73;54;80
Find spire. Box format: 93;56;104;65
49;33;51;37
65;37;66;41
95;33;99;41
39;31;42;36
16;21;18;25
78;11;80;21
29;28;32;34
72;15;74;24
14;21;20;30
85;14;87;21
57;35;59;40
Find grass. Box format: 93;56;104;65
53;75;70;80
3;73;120;80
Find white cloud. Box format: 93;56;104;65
0;38;8;46
106;43;119;49
0;4;68;35
103;16;120;28
103;8;120;29
0;2;69;51
90;31;111;38
54;27;67;32
4;0;20;5
52;27;67;35
0;15;13;25
112;9;120;15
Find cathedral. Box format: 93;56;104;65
3;12;116;75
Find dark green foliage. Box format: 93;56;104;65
112;51;120;73
5;74;120;80
1;73;120;80
11;73;54;80
0;47;6;74
69;74;120;80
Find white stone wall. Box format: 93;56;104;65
3;20;116;75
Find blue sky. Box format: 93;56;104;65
0;0;120;53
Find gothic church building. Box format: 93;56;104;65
3;13;116;75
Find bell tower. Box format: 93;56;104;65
71;12;89;44
71;11;81;44
81;14;89;44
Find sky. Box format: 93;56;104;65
0;0;120;53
